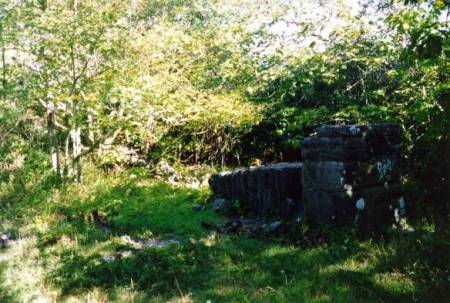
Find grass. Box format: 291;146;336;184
0;167;449;302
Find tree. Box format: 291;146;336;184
24;0;129;182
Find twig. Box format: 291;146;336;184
174;276;186;303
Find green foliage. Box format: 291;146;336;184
0;1;449;300
237;1;449;225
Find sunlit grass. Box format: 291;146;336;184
0;168;448;302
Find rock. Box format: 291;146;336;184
223;220;244;233
268;221;282;232
316;123;401;143
120;234;179;249
192;204;205;212
400;226;415;234
212;198;229;212
155;160;180;182
120;235;133;243
218;218;287;235
302;123;403;228
141;239;179;248
240;218;260;225
119;250;134;258
189;179;201;189
292;212;304;224
101;255;116;263
1;231;12;241
183;176;203;189
0;231;12;248
117;146;146;166
209;163;302;216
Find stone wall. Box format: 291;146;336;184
209;123;405;229
209;163;303;217
302;123;405;227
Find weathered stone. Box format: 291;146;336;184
209;163;303;216
219;218;287;235
119;250;134;258
268;220;282;232
212;198;229;212
0;231;12;249
302;124;404;228
120;235;180;249
101;255;116;263
302;158;400;191
316;123;401;144
302;137;401;162
0;231;12;241
155;160;181;183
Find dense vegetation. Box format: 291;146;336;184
0;0;449;302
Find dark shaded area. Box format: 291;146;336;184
47;229;449;302
302;124;403;228
209;163;303;217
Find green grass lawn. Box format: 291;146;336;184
0;169;448;303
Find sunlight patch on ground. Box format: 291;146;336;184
0;237;58;303
371;272;416;294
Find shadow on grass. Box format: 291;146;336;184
6;174;446;302
49;242;214;297
47;232;438;302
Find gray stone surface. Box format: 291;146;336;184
209;163;303;216
0;231;12;249
212;198;229;212
302;124;404;227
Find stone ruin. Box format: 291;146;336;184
209;123;406;229
209;163;303;217
302;123;405;227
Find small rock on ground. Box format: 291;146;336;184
120;235;180;249
212;198;229;212
0;231;13;248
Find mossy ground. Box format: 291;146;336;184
0;168;448;303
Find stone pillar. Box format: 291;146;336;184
302;124;405;228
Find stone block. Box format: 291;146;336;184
209;162;303;216
302;123;404;228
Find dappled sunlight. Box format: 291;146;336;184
371;272;416;295
0;237;59;303
0;165;447;301
0;0;448;301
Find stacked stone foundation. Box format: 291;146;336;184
302;124;405;227
209;163;303;217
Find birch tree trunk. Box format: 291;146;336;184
71;98;83;183
47;101;61;177
2;44;6;96
71;126;82;183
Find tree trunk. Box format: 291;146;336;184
1;33;6;101
47;101;61;177
71;98;82;183
87;109;95;143
70;126;82;183
63;132;70;177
